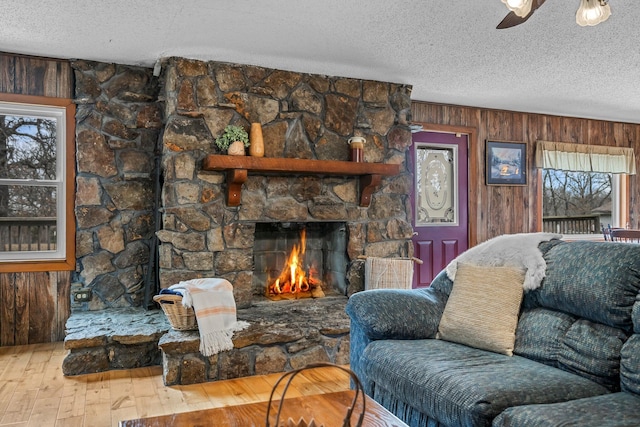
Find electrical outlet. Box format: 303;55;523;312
74;288;92;302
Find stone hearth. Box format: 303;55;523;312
160;297;349;385
62;299;348;385
62;308;169;375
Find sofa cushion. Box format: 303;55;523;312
515;307;627;391
514;307;575;367
362;339;610;427
493;392;640;427
345;288;448;341
438;263;525;355
624;300;640;393
621;334;640;394
532;241;640;331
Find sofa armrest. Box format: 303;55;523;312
345;287;447;341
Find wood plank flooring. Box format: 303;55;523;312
0;342;351;427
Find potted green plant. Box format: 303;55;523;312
215;125;250;155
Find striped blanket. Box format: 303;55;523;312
169;278;249;356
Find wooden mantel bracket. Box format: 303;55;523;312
359;174;382;207
201;155;401;208
226;169;248;206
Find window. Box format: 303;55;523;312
537;140;634;236
0;94;75;271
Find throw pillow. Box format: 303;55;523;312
437;263;525;356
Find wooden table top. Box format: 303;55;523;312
120;390;408;427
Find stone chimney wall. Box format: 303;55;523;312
72;61;162;309
158;58;414;307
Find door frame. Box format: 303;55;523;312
411;123;479;248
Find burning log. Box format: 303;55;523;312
266;228;324;300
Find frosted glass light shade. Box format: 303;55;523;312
576;0;611;26
501;0;534;17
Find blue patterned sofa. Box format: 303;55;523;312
346;240;640;426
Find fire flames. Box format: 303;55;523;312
266;229;325;299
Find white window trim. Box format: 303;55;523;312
611;174;629;228
0;101;67;261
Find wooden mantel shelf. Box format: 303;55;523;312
202;155;401;207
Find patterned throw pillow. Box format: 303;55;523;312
437;263;525;356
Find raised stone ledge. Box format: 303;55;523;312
62;298;350;384
159;297;350;385
62;307;170;375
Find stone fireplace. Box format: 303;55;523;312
155;57;414;383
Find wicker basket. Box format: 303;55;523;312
153;294;198;331
364;256;415;290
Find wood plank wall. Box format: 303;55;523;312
411;101;640;245
0;53;74;345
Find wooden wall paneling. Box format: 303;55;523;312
55;272;71;342
620;123;640;228
0;55;15;93
544;115;563;142
602;120;616;146
411;100;640;244
526;114;544;232
0;273;16;346
632;125;640;228
466;123;480;247
587;118;606;145
40;58;72;98
559;116;584;143
0;53;73;97
0;271;71;345
484;110;514;141
14;273;30;345
461;113;479;241
411;102;427;122
28;58;48;96
483;110;502;239
615;122;632;148
447;105;464;125
485;109;529;236
519;114;535;234
476;110;489;240
28;272;55;344
56;61;73;99
13;56;29;95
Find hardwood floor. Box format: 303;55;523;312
0;342;351;427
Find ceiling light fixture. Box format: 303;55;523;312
497;0;612;29
576;0;611;26
501;0;534;17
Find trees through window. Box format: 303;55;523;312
542;170;612;217
0;96;74;269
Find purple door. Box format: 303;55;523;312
411;131;469;288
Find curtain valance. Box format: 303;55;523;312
535;141;636;175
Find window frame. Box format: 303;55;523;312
540;168;631;235
611;173;630;228
0;93;75;272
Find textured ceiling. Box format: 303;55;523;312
2;1;639;123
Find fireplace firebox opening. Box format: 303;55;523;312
253;222;348;301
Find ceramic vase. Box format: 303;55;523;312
249;123;265;157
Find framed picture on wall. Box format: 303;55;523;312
486;141;527;185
